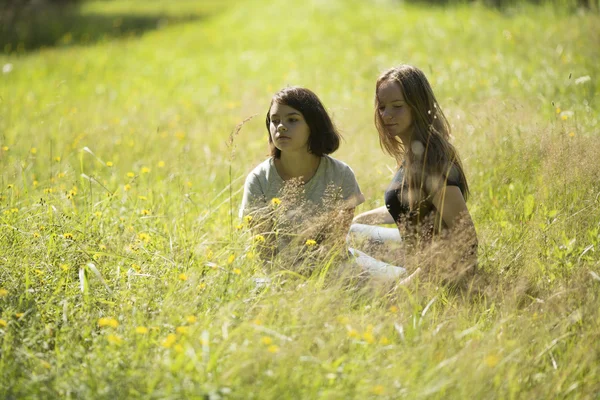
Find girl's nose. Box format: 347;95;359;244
277;124;287;132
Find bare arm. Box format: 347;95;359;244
352;206;395;225
431;186;474;230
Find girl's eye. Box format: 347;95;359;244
288;118;298;123
394;105;403;109
378;107;385;112
271;119;279;124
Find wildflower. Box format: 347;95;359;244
158;161;165;168
198;282;207;290
60;264;69;272
267;345;280;353
246;251;256;260
176;326;189;335
186;316;197;323
569;132;575;138
261;336;273;345
347;328;360;338
106;161;113;167
484;354;500;367
7;184;13;189
252;319;262;326
186;181;192;188
30;148;37;155
363;331;376;344
270;197;281;206
336;316;350;325
94;211;102;218
127;172;135;178
44;188;53;194
178;273;188;281
106;334;123;345
54;156;61;162
379;336;390;345
141;209;150;216
305;239;317;247
372;385;385;395
243;215;253;223
233;268;241;275
227;254;235;264
235;224;243;230
174;344;184;353
0;319;7;327
98;317;119;328
138;195;147;201
141;167;150;174
137;232;150;243
131;263;141;272
254;235;266;243
63;233;74;240
15;313;24;318
205;249;213;259
33;232;40;238
388;305;399;314
555;107;561;114
0;288;8;297
1;146;8;151
124;184;131;191
33;180;38;187
162;334;177;348
561;114;568;121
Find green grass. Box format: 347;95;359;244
1;0;600;398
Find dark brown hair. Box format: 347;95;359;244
374;65;470;201
266;87;340;158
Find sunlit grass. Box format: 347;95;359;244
1;0;599;398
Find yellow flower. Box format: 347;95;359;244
174;344;184;353
135;326;149;334
106;161;113;167
141;167;150;174
60;264;69;272
63;233;74;240
176;326;189;335
261;336;273;345
267;345;280;353
141;209;150;216
243;215;253;223
233;268;241;275
106;334;123;345
15;313;24;318
186;315;197;323
0;319;7;327
131;263;141;272
305;239;317;247
270;197;281;206
137;232;150;242
158;161;165;168
0;288;8;297
33;180;38;187
555;107;561;114
94;211;102;218
54;156;61;162
569;131;575;138
561;114;568;121
205;249;213;259
127;172;135;178
336;316;350;325
98;317;119;328
254;235;265;243
7;184;13;189
1;146;8;151
33;232;40;238
227;254;236;264
379;336;390;345
162;333;177;348
372;385;385;395
388;305;399;314
198;282;207;290
30;148;37;154
124;184;131;191
179;273;188;281
484;354;500;367
363;331;376;344
347;328;359;338
246;251;256;260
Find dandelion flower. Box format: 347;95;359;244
7;184;13;189
388;305;399;314
30;148;37;154
198;282;207;290
63;233;74;240
484;354;500;367
106;161;113;167
569;132;575;138
158;161;165;168
305;239;317;247
561;115;568;121
254;235;266;243
137;232;150;242
174;344;184;353
0;288;8;297
233;268;241;275
16;313;24;318
363;331;376;344
270;197;281;206
347;328;359;338
178;273;188;281
60;264;69;272
141;209;150;216
186;316;197;323
141;167;150;174
372;385;385;395
175;326;189;335
98;317;119;328
127;172;135;178
379;336;390;345
135;326;149;334
162;333;177;348
227;254;236;264
267;345;279;353
107;334;123;345
124;184;131;191
0;319;7;327
54;156;61;162
1;146;8;151
261;336;273;345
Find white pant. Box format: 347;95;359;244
347;224;405;279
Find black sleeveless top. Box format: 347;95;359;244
384;164;465;238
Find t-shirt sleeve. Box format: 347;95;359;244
341;165;365;208
239;172;266;218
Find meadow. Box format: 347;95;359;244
1;0;599;398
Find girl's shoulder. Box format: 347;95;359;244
320;155;355;175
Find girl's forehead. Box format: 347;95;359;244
377;80;405;103
269;102;302;116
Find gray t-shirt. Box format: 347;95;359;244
239;155;365;219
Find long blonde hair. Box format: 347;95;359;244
374;65;470;202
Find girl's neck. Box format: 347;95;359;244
275;151;321;182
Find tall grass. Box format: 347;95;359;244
1;0;599;398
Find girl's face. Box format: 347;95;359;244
377;80;413;142
269;102;311;154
